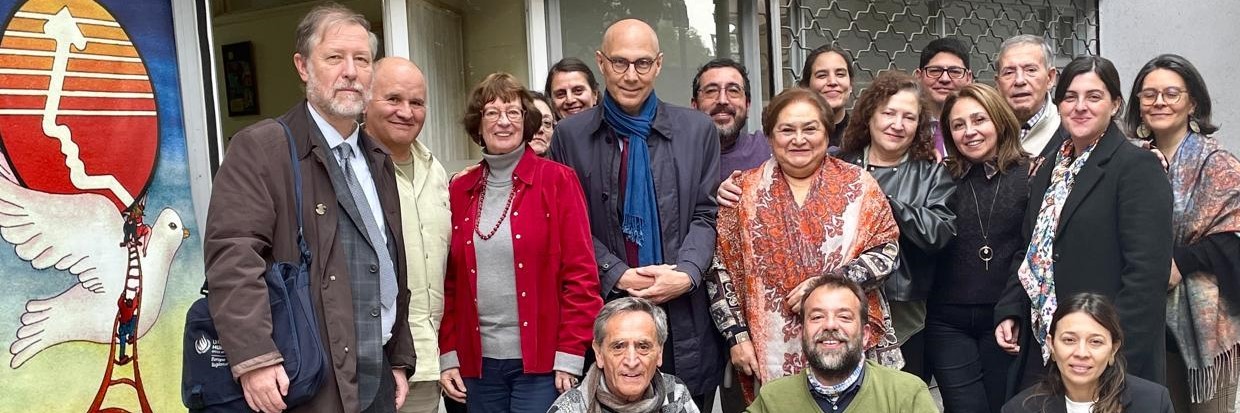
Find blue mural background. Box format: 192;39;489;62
0;0;204;410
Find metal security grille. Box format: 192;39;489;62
776;0;1099;89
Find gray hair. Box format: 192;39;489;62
996;34;1054;71
593;297;668;346
294;2;379;60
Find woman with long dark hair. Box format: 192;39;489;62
994;56;1173;392
798;45;855;151
1003;293;1173;413
1126;53;1240;413
543;58;599;120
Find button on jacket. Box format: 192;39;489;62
393;139;451;382
439;147;602;377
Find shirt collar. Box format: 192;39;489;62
807;359;865;398
410;138;433;163
307;103;360;156
1024;102;1048;130
961;158;1001;180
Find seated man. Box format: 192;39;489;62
549;297;698;413
746;277;936;413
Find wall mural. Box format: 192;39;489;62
0;0;202;411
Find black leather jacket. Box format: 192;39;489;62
839;152;957;301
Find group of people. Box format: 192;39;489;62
200;2;1239;413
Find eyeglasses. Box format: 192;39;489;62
922;65;969;79
482;108;523;122
1137;87;1186;106
599;51;657;75
698;84;744;100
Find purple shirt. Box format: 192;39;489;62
720;130;772;182
931;118;947;158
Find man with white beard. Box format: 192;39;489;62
205;4;413;412
745;276;936;413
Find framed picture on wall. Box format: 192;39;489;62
223;41;259;116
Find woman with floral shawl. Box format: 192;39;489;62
706;88;901;403
1126;54;1240;412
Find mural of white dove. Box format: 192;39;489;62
0;171;188;369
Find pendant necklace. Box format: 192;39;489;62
968;172;1002;270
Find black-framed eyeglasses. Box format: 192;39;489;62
482;108;524;122
599;51;657;75
1137;87;1186;106
922;65;969;79
698;84;744;100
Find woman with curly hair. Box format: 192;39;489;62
1003;293;1173;413
836;70;958;381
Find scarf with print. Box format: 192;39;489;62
1159;132;1240;402
1018;137;1098;362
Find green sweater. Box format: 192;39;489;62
745;360;937;413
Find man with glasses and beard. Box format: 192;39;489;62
690;58;770;183
691;59;771;412
745;276;936;413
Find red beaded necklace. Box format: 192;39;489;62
473;165;518;240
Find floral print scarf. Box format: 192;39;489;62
1018;137;1099;362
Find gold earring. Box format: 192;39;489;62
1137;123;1151;139
1190;118;1202;134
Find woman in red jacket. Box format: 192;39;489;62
438;72;603;413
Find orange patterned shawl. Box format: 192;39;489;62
716;157;901;400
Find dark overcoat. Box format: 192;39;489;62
549;101;724;396
995;123;1172;387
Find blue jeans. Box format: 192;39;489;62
463;358;558;413
925;303;1014;413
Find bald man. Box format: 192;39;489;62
549;19;724;410
364;57;452;413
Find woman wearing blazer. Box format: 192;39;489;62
1002;293;1174;413
993;56;1173;393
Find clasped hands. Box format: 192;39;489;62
617;264;693;304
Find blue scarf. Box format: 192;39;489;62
602;91;663;266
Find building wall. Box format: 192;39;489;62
457;0;529;87
1100;0;1240;152
211;0;383;140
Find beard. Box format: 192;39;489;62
802;328;863;382
307;66;365;118
710;105;747;144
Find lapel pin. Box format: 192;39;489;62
315;203;327;215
